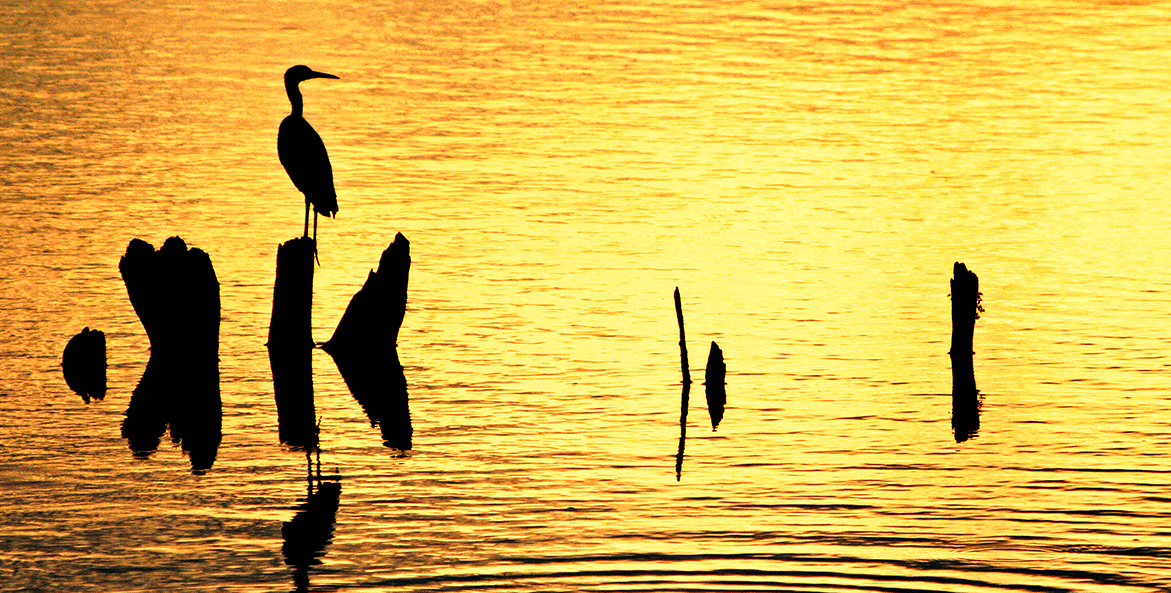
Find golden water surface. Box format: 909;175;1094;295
2;0;1171;590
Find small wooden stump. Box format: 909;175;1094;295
323;233;412;451
119;237;222;473
705;341;726;430
63;327;106;403
950;262;982;442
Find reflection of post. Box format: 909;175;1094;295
118;237;222;473
62;327;107;403
269;345;317;450
268;237;318;450
705;341;726;430
323;234;412;450
950;262;982;442
674;288;690;481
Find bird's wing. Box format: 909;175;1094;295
278;117;337;215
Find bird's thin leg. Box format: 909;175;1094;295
312;209;321;266
303;201;310;238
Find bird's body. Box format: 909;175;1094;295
278;65;339;241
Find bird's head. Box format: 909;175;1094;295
285;65;339;86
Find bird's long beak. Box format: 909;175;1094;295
309;70;339;80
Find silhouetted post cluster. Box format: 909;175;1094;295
950;262;982;442
323;233;413;451
673;288;729;480
62;327;107;403
119;237;222;473
268;236;318;450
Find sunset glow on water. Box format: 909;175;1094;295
3;1;1171;591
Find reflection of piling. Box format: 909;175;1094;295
705;341;725;430
269;344;317;450
268;237;318;450
950;262;982;442
323;233;412;450
674;288;690;481
118;237;222;473
62;327;107;403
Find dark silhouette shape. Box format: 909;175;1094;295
674;288;691;386
950;262;983;442
674;288;690;481
279;65;339;244
267;237;318;450
283;451;341;593
118;237;221;473
62;327;106;402
953;387;982;443
269;344;318;451
268;236;316;350
331;347;411;451
323;234;412;450
705;341;725;430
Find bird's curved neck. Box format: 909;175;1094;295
286;80;303;117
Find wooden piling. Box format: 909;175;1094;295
950;262;982;442
674;287;690;386
268;236;316;349
705;341;726;430
674;287;690;481
322;233;412;450
119;237;221;472
267;236;318;450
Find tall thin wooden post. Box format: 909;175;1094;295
950;262;982;442
674;287;690;481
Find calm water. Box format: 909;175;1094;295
3;0;1171;590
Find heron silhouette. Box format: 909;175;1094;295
279;65;339;244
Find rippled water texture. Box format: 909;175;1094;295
3;0;1171;591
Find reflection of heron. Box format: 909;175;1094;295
278;65;340;242
283;450;340;592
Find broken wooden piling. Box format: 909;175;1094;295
322;233;412;450
119;237;222;472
